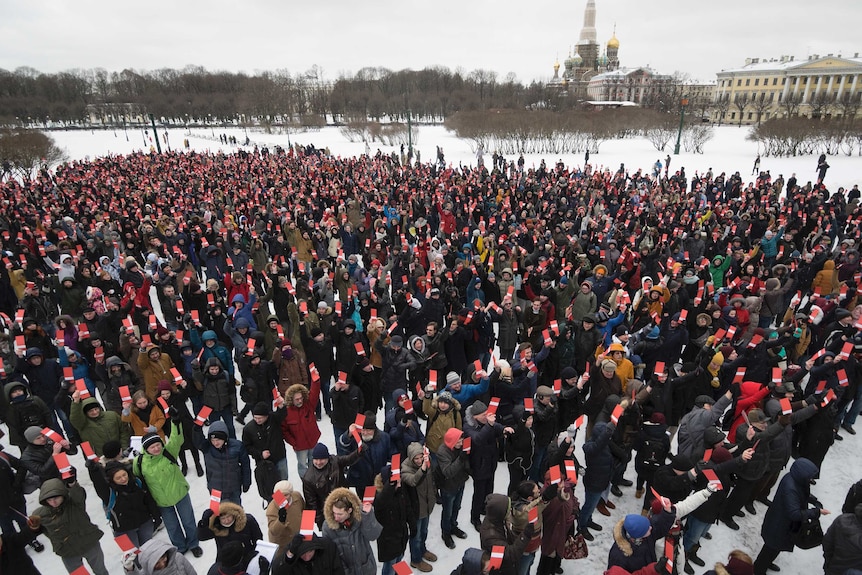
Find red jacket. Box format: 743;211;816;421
280;376;321;450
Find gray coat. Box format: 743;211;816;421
676;393;732;460
322;488;383;575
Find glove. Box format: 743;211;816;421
122;551;138;572
523;522;535;538
167;406;180;420
278;507;287;523
542;482;559;501
777;414;791;426
655;557;670;575
201;508;214;522
64;466;78;486
288;533;305;556
258;556;271;575
27;515;41;531
144;426;157;433
804;394;818;407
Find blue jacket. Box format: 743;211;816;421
195;421;251;495
58;348;97;395
607;510;676;572
229;293;258;332
761;457;821;552
339;427;391;491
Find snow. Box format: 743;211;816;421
9;125;862;575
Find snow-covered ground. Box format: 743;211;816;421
10;125;861;575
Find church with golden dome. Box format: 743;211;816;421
550;0;621;94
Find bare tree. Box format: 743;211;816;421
0;129;67;179
713;93;730;126
750;93;772;126
682;123;714;153
778;92;803;119
732;93;749;126
808;91;835;119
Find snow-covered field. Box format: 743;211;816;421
10;125;861;575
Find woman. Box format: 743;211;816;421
281;376;321;478
86;459;159;548
122;389;167;439
197;501;263;571
265;480;305;553
322;487;382;575
752;458;830;575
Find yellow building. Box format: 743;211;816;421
713;54;862;125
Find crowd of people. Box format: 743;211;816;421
0;141;861;575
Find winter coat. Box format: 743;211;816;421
32;479;104;558
134;539;196;575
583;421;615;492
822;504;862;575
760;457;821;552
584;366;622;418
675;392;733;460
281;379;322;451
87;460;158;533
540;481;578;557
479;494;530;575
401;442;436;518
607;510;676;572
273;348;309;396
436;438;471;493
194;358;234;411
0;529;40;575
3;381;53;448
270;534;345;575
322;487;383;575
196;421;252;495
302;450;362;527
763;395;817;472
132;420;190;507
198;501;263;568
265;489;305;550
330;383;364;430
489;307;522;353
339;427;391;491
137;344;175;400
464;404;504;480
422;395;462;453
122;400;167;439
373;477;412;563
69;397;129;456
734;419;787;481
378;343;416;398
242;407;288;463
12;355;63;408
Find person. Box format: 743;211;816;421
607;507;676;573
822;503;862;575
271;533;345;575
700;550;754;575
266;480;305;553
159;379;204;477
28;477;109;575
133;426;203;557
422;389;462;454
374;464;414;575
86;458;160;548
193;357;236;439
3;380;52;450
243;400;289;498
752;458;830;575
282;374;322;478
465;401;513;530
197;501;263;571
122;389;167;439
206;540;268;575
579;420;616;541
479;493;534;575
0;530;42;575
302;442;362;528
69;392;129;456
321;487;383;575
339;412;391;495
401;442;437;572
437;427;471;549
123;538;198;575
194;420;252;505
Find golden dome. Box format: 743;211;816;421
607;34;619;49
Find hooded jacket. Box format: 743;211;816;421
137;344;175;400
32;478;104;558
197;420;252;496
322;487;382;575
464;403;505;480
69;397;129;456
3;381;52;448
401;442;436;519
822;503;862;575
760;457;821;552
281;379;322;451
607;510;676;572
422;394;462;453
135;537;197;575
198;501;263;568
479;494;530;575
87;460;159;532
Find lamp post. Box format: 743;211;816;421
673;96;689;155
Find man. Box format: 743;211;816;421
69;393;129;456
339;412;391;495
242;400;288;496
464;401;513;530
437;428;471;549
194;421;251;506
272;533;346;575
302;443;361;529
676;392;733;461
401;442;437;572
579;420;616;541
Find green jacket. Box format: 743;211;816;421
133;420;189;507
69;397;130;455
708;255;733;288
34;479;104;557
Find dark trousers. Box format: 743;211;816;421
471;476;494;524
722;476;757;521
753;544;781;575
536;554;562;575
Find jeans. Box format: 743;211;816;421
295;449;312;478
333;426;348;455
210;408;236;438
410;515;430;563
578;489;603;530
518;551;536;575
160;494;200;553
842;383;862;426
528;446;548;483
61;542;108;575
116;519;155;549
382;554;405;575
440;486;464;535
683;516;712;551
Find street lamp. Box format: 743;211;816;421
673;95;689;155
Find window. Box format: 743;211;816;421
745;79;751;86
748;112;753;119
773;78;778;86
737;79;742;86
731;112;736;119
755;79;759;86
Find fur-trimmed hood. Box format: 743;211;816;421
209;501;248;536
612;517;644;557
323;487;362;530
285;383;309;404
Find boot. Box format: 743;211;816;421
596;500;610;516
635;488;644;499
688;544;705;567
683;560;694;575
180;454;189;476
603;499;616;510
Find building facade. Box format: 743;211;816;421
713;54;862;124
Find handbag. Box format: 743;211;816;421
790;515;823;550
562;531;589;560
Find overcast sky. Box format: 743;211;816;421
3;0;860;85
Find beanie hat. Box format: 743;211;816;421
719;345;734;358
310;327;323;338
142;432;163;452
274;480;294;495
560;366;578;380
252;402;271;416
157;380;173;392
312;443;330;459
703;427;726;446
209;428;229;441
446;372;461;387
624;514;651;539
711;446;733;464
24;426;43;443
436;391;453;405
102;440;122;459
671;454;693;472
471;401;488;415
218;541;245;568
104;461;128;482
444;428;464;450
649;413;666;425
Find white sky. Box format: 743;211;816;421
2;0;861;85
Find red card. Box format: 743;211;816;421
564;460;578;483
733;368;746;384
702;448;713;462
393;561;413;575
839;342;853;361
195;405;213;426
114;533;138;553
75;379;91;399
702;468;723;490
548;465;562;485
273;489;289;509
14;334;26;354
80;441;98;461
300;509;315;539
53;452;72;478
524;398;534;412
351;426;363;448
387;321;399;335
651;487;671;511
713;329;726;343
363;486;377;505
821;389;836;407
837;369;849;387
574;414;585;429
664;538;675;563
529;506;539;523
391;454;401;479
158;397;170;414
747;334;763;348
487;397;500;416
462;436;472;454
489;546;505;570
71;566;91;575
354;413;366;429
337;371;348;385
816;380;827;392
610;403;624;425
553;378;561;395
678;309;688;322
428;370;438;391
780;398;792;415
209;489;222;513
63;367;74;381
41;427;63;443
354;341;366;356
245;338;257;355
772;368;783;386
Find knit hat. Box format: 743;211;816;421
312;443;330;459
209;427;229;441
310;327;323;338
252;402;271;416
704;427;726;446
624;514;651;539
157;380;172;392
104;461;128;482
218;541;245;568
671;454;693;472
444;428;465;450
142;432;163;452
390;335;403;347
719;345;734;358
103;440;122;459
24;426;43;443
446;372;461;387
436;391;453;405
274;480;294;495
471;401;488;415
711;446;733;464
561;366;578;380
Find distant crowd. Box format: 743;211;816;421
0;143;861;575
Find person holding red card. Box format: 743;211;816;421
86;458;159;548
197;500;263;571
69;391;129;457
266;480;305;553
322;487;382;575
